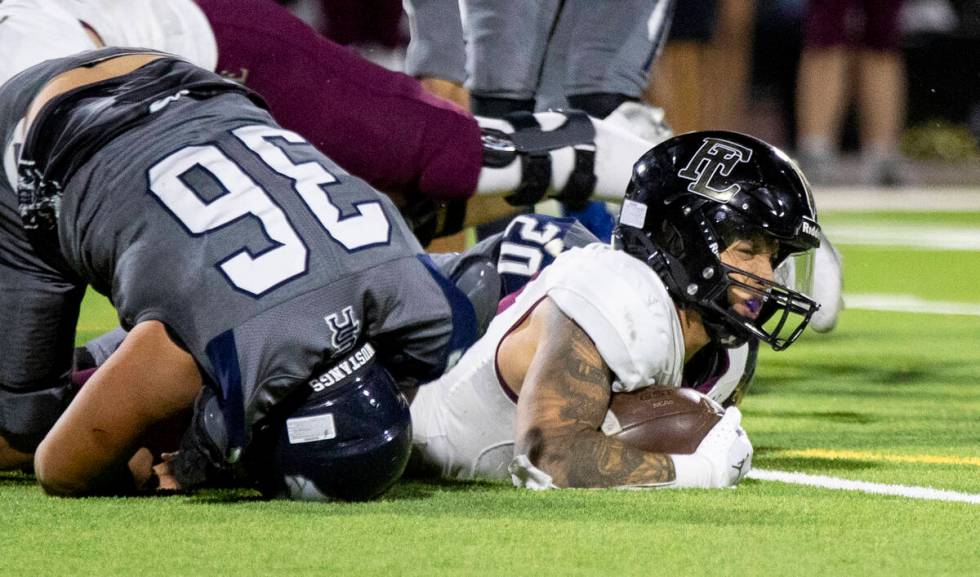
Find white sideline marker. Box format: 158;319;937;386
844;294;980;317
748;469;980;505
824;224;980;251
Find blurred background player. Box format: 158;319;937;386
644;0;719;135
795;0;907;186
409;131;823;488
646;0;757;135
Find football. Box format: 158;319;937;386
604;387;724;454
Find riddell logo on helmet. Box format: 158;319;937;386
801;220;820;239
677;138;753;202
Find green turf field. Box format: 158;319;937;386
2;209;978;577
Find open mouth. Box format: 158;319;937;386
730;292;766;321
717;263;820;351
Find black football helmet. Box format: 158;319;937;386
612;131;821;351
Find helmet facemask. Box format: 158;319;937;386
705;256;819;351
699;207;820;350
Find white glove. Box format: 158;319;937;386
671;407;753;488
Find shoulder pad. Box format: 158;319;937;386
540;246;684;391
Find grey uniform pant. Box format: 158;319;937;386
405;0;673;108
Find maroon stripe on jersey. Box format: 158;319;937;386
496;271;542;315
684;349;731;396
493;296;548;404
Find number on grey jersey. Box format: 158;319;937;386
148;125;391;296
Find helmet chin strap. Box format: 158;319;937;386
700;300;752;349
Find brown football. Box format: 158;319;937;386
605;387;723;454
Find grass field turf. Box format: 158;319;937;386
2;209;978;577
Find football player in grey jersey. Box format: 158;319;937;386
0;49;478;499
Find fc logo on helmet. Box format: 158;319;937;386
677;138;753;201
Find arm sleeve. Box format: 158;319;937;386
403;0;468;83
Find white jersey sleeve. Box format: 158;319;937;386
538;244;685;391
0;1;218;90
55;0;218;71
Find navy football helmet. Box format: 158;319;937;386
612;131;821;351
248;346;412;501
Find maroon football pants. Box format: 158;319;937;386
194;0;481;201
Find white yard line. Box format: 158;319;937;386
844;294;980;316
814;187;980;212
748;469;980;504
823;224;980;251
767;448;980;467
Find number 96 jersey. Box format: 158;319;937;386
0;50;464;453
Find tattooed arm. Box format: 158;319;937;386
508;299;676;488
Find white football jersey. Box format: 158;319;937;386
0;0;94;88
410;244;685;481
0;0;217;89
57;0;217;71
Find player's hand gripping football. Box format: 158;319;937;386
691;407;753;488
